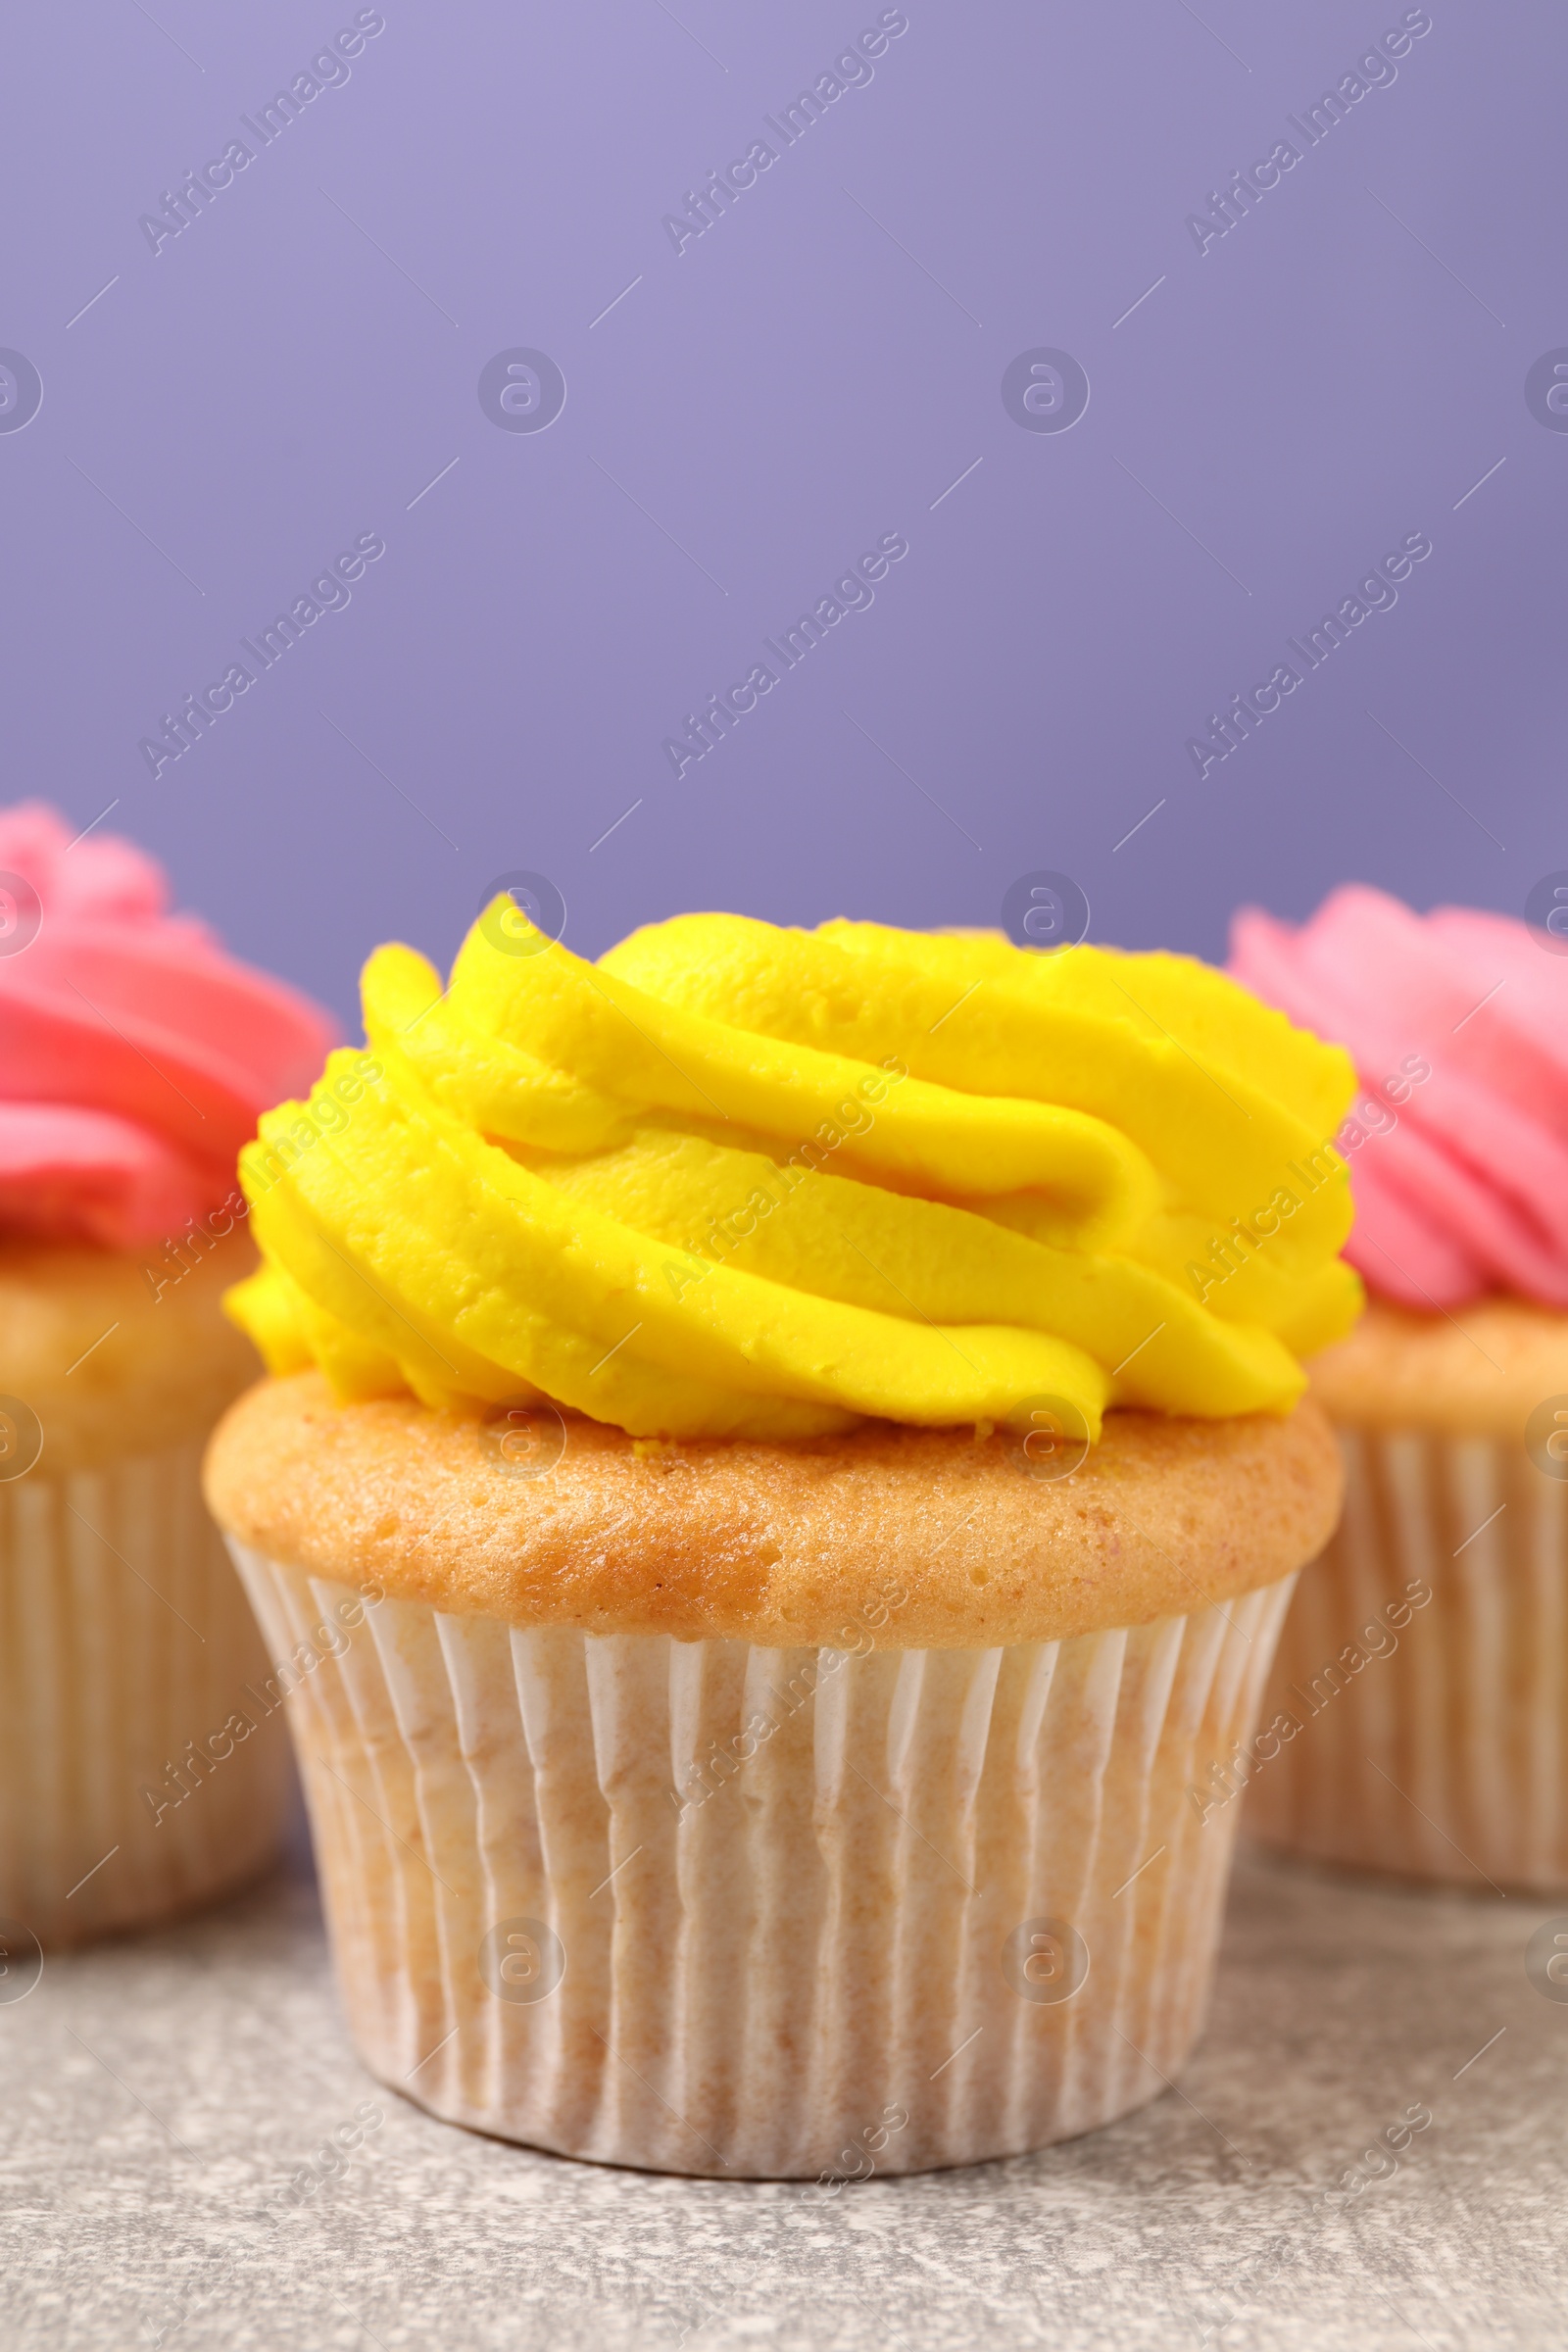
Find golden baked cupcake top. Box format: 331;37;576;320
204;1373;1342;1645
1309;1293;1568;1439
3;1229;259;1470
224;909;1363;1444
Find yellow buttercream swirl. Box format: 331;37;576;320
225;908;1362;1443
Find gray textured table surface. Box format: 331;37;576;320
3;1823;1564;2352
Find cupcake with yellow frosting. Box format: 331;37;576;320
204;906;1356;2177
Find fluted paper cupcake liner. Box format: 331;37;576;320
1247;1426;1568;1891
0;1439;292;1945
230;1542;1294;2178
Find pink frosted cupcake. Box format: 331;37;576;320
1229;885;1568;1889
0;804;334;1943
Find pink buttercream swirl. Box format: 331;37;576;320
1230;884;1568;1311
0;803;335;1250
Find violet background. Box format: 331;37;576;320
0;0;1558;1029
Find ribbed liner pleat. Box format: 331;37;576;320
1249;1427;1568;1890
230;1543;1295;2178
0;1442;291;1944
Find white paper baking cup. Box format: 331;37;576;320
0;1439;292;1946
230;1542;1294;2178
1248;1426;1568;1891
